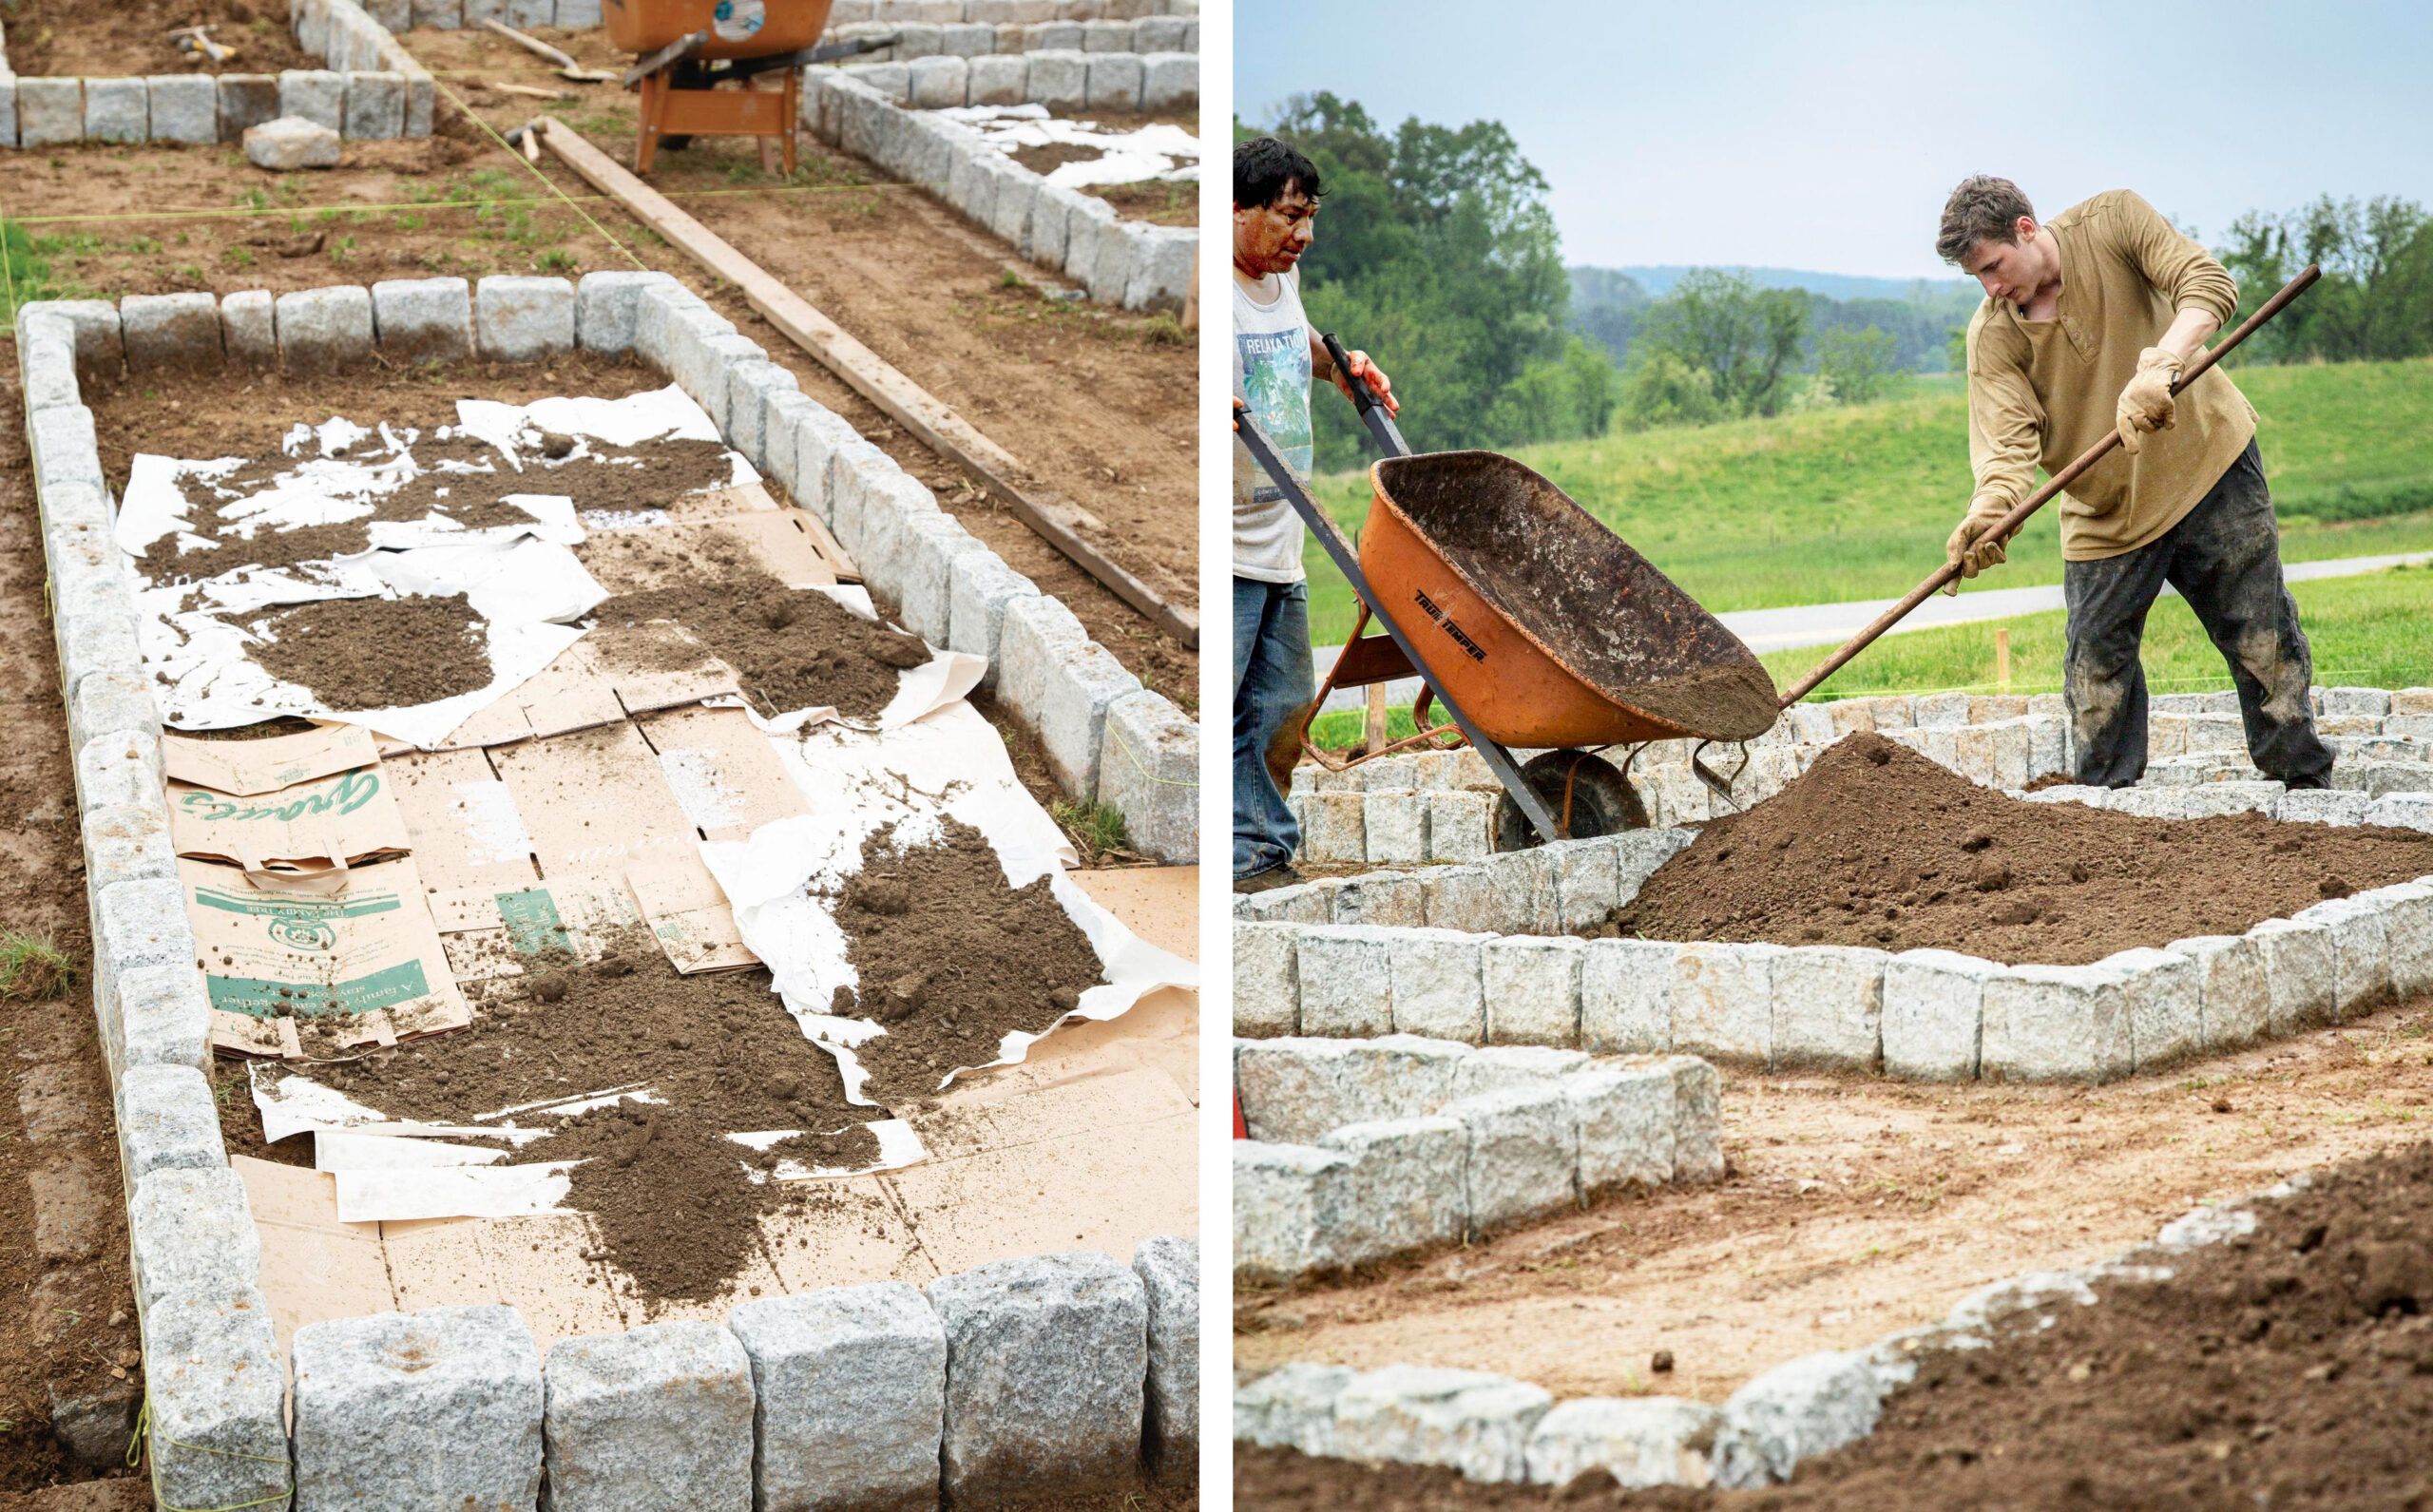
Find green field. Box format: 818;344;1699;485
1292;358;2433;648
1309;563;2433;749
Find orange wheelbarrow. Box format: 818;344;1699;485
1237;335;1780;850
606;0;894;175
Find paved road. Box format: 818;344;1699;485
1308;551;2430;713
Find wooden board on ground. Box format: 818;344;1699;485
533;117;1197;647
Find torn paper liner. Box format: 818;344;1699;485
117;386;758;747
254;1074;927;1224
701;805;1198;1108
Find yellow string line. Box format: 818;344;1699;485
130;1396;296;1512
7;181;913;229
428;74;650;271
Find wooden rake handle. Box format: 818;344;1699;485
1775;262;2322;708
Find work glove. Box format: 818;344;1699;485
1943;492;2015;590
2115;347;2182;454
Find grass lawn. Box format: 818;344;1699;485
1309;564;2433;749
1292;358;2433;648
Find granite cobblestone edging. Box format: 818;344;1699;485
1231;817;2433;1082
21;272;1196;1506
0;0;436;148
1233;1176;2309;1490
829;15;1199;58
802;66;1196;313
1233;1036;1725;1281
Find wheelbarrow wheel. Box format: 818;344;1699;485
1492;750;1649;852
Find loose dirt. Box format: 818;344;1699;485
225;938;894;1307
5;0;316;78
1235;992;2433;1408
0;373;143;1496
243;592;493;710
588;566;930;720
830;818;1106;1102
84;352;665;493
1595;733;2433;964
1239;1138;2433;1511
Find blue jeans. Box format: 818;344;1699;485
1234;577;1314;878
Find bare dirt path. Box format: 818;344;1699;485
1236;989;2433;1405
0;368;146;1499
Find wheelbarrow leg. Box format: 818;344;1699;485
1236;414;1565;844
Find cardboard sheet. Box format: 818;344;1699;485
163;726;408;874
489;721;707;881
187;855;469;1058
432;623;744;750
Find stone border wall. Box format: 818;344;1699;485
1282;689;2433;869
1232;819;2433;1083
22;270;1196;1505
1235;1039;1723;1281
832;16;1199;57
803;66;1196;313
1234;1177;2305;1490
0;0;436;148
842;48;1197;109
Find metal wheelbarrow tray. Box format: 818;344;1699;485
1238;335;1778;849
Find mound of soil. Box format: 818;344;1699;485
522;1100;878;1307
1236;1139;2433;1511
830;818;1106;1101
243;593;493;711
239;941;892;1307
1597;733;2433;965
590;566;930;719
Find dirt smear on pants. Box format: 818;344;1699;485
590;565;931;719
241;593;493;711
1599;732;2433;965
1237;1138;2433;1511
829;818;1106;1102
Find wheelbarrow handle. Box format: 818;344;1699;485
1319;331;1411;459
1235;411;1563;842
1776;262;2322;708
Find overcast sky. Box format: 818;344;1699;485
1233;1;2433;280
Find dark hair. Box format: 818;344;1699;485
1937;176;2037;266
1235;136;1324;210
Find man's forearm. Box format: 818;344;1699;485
1306;330;1333;384
2156;306;2221;368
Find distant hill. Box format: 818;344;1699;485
1566;264;1983;377
1605;265;1979;304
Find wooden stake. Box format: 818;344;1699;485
1363;682;1390;756
531;118;1198;648
1996;627;2012;694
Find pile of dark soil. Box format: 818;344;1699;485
522;1100;878;1306
1236;1139;2433;1511
829;818;1106;1101
243;593;493;711
5;0;315;76
590;565;930;719
246;941;891;1306
1597;733;2433;965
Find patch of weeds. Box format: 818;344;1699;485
328;235;357;265
1133;313;1190;348
0;933;76;1003
998;268;1031;292
175;265;204;283
1050;800;1135;864
393;211;426;232
126;234;163;256
535;247;576;273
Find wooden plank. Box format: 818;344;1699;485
532;117;1198;648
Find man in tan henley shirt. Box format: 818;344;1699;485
1939;176;2331;789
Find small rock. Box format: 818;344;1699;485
1651;1349;1675;1374
243;115;342;171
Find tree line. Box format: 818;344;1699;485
1242;95;2433;467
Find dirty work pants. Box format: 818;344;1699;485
1235;577;1313;878
2062;440;2333;789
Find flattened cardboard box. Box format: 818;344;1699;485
163;725;409;874
184;855;469;1059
